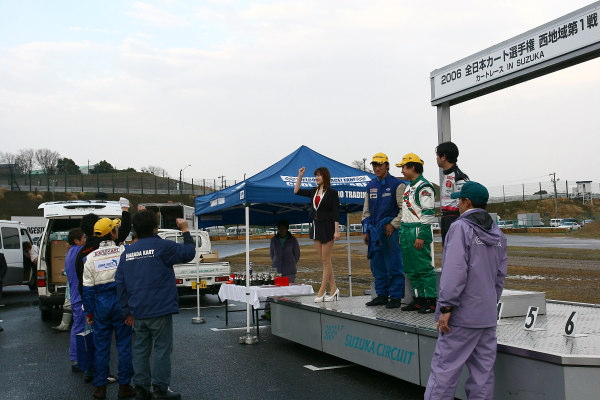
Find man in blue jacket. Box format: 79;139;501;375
116;211;195;400
361;153;407;309
425;182;507;400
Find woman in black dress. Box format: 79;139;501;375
294;167;341;302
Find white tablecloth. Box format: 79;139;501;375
218;284;314;308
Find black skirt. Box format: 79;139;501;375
310;220;335;243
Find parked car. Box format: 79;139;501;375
0;220;35;295
560;221;581;231
288;223;311;234
550;218;563;227
349;224;363;233
204;226;227;237
582;219;594;226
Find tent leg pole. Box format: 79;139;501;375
192;225;205;324
347;222;352;297
240;205;257;345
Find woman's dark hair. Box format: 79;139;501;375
404;162;423;174
436;141;459;164
313;167;331;191
67;228;85;246
80;213;99;238
133;210;159;239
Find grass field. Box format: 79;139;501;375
223;241;600;304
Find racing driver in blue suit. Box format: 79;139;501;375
83;218;136;400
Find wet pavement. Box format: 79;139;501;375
0;286;425;400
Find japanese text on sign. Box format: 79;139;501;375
432;7;600;101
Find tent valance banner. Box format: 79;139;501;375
194;145;375;227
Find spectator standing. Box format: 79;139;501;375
116;211;195;400
263;220;301;320
436;141;469;245
396;153;437;314
425;181;507;399
83;218;136;399
23;241;39;285
62;229;86;371
361;153;407;309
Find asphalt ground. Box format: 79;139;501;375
0;286;425;400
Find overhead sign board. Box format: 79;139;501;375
431;2;600;104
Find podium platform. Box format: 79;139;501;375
270;293;600;400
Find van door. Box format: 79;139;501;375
1;226;24;285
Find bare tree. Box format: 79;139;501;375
351;159;372;173
35;148;61;174
0;151;18;164
142;165;170;177
15;149;36;174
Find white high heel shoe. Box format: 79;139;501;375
314;292;326;303
324;288;340;302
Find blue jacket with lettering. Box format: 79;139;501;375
116;232;195;319
362;175;407;230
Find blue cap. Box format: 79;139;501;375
450;181;489;203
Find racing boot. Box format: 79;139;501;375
418;297;437;314
151;386;181;400
401;297;424;312
365;296;388;306
93;385;107;399
118;384;137;399
385;297;403;309
52;312;72;331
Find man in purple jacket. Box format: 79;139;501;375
64;228;87;372
425;181;507;400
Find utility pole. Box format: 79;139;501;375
550;172;559;219
179;164;191;195
218;175;225;189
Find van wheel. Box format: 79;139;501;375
41;308;52;321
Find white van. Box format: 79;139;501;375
0;220;35;294
550;218;563;227
36;200;124;320
289;223;311;234
349;224;363;233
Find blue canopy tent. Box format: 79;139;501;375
194;145;375;342
195;145;373;227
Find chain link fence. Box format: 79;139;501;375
486;181;600;203
0;169;241;196
1;167;598;204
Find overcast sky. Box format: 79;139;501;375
1;0;598;192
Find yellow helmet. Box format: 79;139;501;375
396;153;424;167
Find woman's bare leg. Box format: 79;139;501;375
320;240;337;293
314;241;327;297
